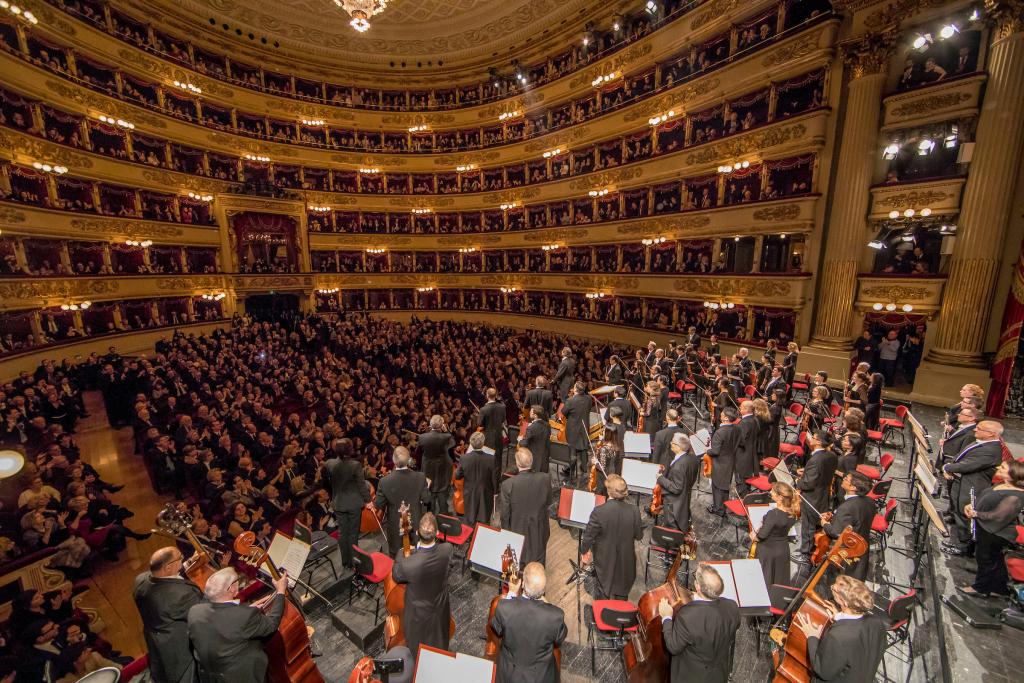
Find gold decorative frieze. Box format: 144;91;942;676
45;81;168;129
387;197;456;207
477;93;545;119
220;196;305;214
116;50;235;99
478;274;544;286
861;285;931;300
890;93;970;118
156;276;225;291
389;274;462;285
568;43;655;89
753;203;801;221
883;74;985;128
839;28;901;78
231;275;314;289
263;100;350;119
0;130;94;169
380;113;457;126
684;123;808;167
869;178;965;218
0;207;27;224
436;235;503;246
330;153;409;167
523;228;589;242
206;133;290;156
522;127;592;154
69;218;184;238
986;0;1024;41
674;278;792;297
433;151;502;166
855;275;946;313
304;193;357;205
623;79;720;123
568;168;644;191
140;170;234;194
564;275;640;290
616;215;713;235
0;279;120;302
331;235;413;246
761;29;827;69
691;0;739;30
875;190;953;208
481;187;542;203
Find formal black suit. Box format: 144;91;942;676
658;451;701;532
687;333;701;348
391;543;454;658
490;596;567;683
944;439;1003;548
375;468;432;556
823;494;876;581
709;422;740;514
651;425;685;468
940;423;976;512
580;498;643;600
519;419;551;474
754;507;797;587
796;448;839;556
554;357;575;401
605;397;635;431
454;448;499;530
500;470;553;565
418;429;455;515
325;456;372;566
133;572;204;683
561;393;594;466
734;414;760;494
806;614;886;683
662;597;741;683
478;401;507;453
524;388;553;419
606;363;624;386
187;594;286;683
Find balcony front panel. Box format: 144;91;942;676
882;74;987;131
0;203;222;245
0;273;228;310
868;177;965;221
854;275;946;314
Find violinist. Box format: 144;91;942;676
843;372;869;414
580;474;643;600
782;342;800;387
751;482;799;587
658;434;700;532
805;387;832;432
734;401;760;496
764;338;778;364
656;564;740;683
863;373;884;431
524;376;553;420
834;433;863;507
833;408;868;466
590;437;617;497
707;406;740;517
652;408;686;468
673;345;694;381
418;416;455;516
391;513;454;659
374;448;431;557
605;406;626;467
488;562;567;683
518;405;551;475
713;378;735;429
605;355;625;386
793;575;886;683
727;354;746;397
707;332;719;357
687;326;701;349
811;371;831;403
605;386;635;431
755;355;774;393
133;547;204;683
657;374;671;423
500;448;553;566
642;380;662;436
795;431;838;564
766;388;788;459
821;472;875;581
478;388;507;454
454;431;500;531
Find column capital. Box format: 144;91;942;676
839;28;902;78
985;0;1024;40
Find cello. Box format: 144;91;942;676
621;546;692;682
155;503;219;589
233;532;325;683
770;527;868;683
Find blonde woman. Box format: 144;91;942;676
782;342;799;386
751;482;800;586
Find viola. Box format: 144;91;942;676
233;532;325;683
770;527;868;683
650;465;665;516
452;469;466;516
622;546;692;682
809;511;834;564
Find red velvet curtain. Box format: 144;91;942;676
232;212;298;267
988;235;1024;418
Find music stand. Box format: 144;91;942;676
624;431;652;459
620;458;662;508
557;488;606;563
467;523;524;583
704;559;772;618
412;646;495;683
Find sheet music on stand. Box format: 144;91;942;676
413;646;496;683
772;460;795;487
746;503;797;538
263;521;312;588
468;524;525;576
705;559;771;614
624;431;652;459
915;454;939;496
621;458;661;494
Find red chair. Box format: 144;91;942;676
1008;557;1024;583
668;380;684;408
738;385;756;404
858;453;895;481
437;514;473;574
872;590;917;683
823;402;842;427
879;405;909;449
866;478;894;506
587;601;639;674
120;655;149;680
725;492;771;543
778;432;808;461
350;544;394;621
783;403;804;438
871;499;900;551
791;373;810;400
866;429;885;459
746;474;772;491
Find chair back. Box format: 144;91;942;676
884;498;899;522
830;403;842;418
895;405;908;419
352;544;374;577
871;479;893;499
599;606;639;632
880;452;895;473
888;590;917;624
437;514;463;538
744;385;756;398
651;525;686;550
768;584;799;612
676;380;686;392
790;403;804;417
742;492;771;507
549;440;572;466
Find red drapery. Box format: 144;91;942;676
988;235;1024;418
232;212;298;266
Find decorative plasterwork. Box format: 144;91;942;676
481;188;542;204
263;99;353;120
564;275;640;290
69;218;185;238
304;193;357;205
116;50;234;98
683;123;808;166
874;190;954;208
0;130;94;169
523;127;592;154
523;228;589;242
433;151;502;167
140;170;234;194
389;274;462;285
387;197;456;207
855;275;946;312
864;0;953;30
985;0;1024;41
568;168;644;191
231;275;314;289
19;0;77;36
839;28;901;78
568;43;655;89
0;279;120;301
616;215;714;234
623;79;721;124
381;113;457;126
435;235;503;246
479;274;544;286
206;133;291;156
331;235;413;246
477;94;546;120
673;278;792;297
882;74;985;128
890;93;970;118
691;0;740;30
760;29;827;69
330;153;409;167
44;81;169;129
861;285;931;300
219;197;305;214
0;207;27;224
753;203;802;221
156;276;226;291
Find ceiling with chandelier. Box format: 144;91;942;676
333;0;390;32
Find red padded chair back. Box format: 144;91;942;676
880;452;895;473
790;403;804;417
885;498;899;521
895;405;908;419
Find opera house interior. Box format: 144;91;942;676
1;0;1024;681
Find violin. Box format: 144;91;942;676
452;469;466;516
233;532;325;683
650;465;665;515
359;482;385;534
622;546;693;682
809;511;834;564
770;527;868;683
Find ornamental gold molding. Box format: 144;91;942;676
479;274;544;286
232;275;314;289
753;203;801;221
875;190;954;208
69;217;184;238
568;168;644;191
44;81;169;129
985;0;1024;41
330;153;409;167
380;113;457;126
116;49;176;80
691;0;740;30
389;275;462;285
206;132;290;156
433;151;502;167
477;93;545;120
115;50;233;98
436;235;503;246
860;285;931;300
761;29;827;69
523;126;592;154
263;99;350;119
19;0;77;36
332;235;412;246
0;207;27;224
0;279;120;300
673;278;792;297
140;170;234;194
865;0;949;30
0;131;94;169
156;276;225;291
568;43;655;89
304;193;357;205
564;275;640;290
623;79;720;124
889;92;972;117
481;187;542;203
387;196;456;208
839;28;902;78
616;215;713;234
684;123;807;167
523;228;588;242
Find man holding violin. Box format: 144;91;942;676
795;430;838;563
820;471;875;581
657;434;700;532
391;512;453;660
418;415;455;517
580;474;643;601
489;562;567;683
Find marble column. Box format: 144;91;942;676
810;29;899;349
927;0;1024;367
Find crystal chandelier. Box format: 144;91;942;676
333;0;390;32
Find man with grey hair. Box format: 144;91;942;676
489;562;567;683
580;474;643;600
657;433;700;532
658;563;740;682
500;448;553;565
454;431;500;530
941;420;1005;556
554;347;576;404
133;547;204;683
375;446;431;557
187;567;290;683
418;415;455;516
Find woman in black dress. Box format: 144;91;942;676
641;380;661;435
752;398;771;459
752;482;800;587
962;460;1024;597
863;373;884;431
782;342;799;387
834;433;863;508
714;378;736;429
767;388;787;461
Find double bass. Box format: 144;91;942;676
770;527;868;683
622;547;692;682
155;504;218;589
233;532;325;683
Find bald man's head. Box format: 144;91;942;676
523;562;547;599
515;448;533;470
150;547;183;575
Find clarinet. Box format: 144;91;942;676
970;487;977;540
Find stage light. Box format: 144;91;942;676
883;143;900;159
921;208;932;217
940;24;958;39
912;34;929;49
873;303;883;310
918;139;935;155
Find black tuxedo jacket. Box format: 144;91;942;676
945;440;1004;500
478;401;507;452
797;449;839;514
561;394;594;451
651;425;685;468
554;357;575;400
605;397;635;431
823;494;876;580
375;469;431;556
454;448;499;529
580;498;643;598
418;429;455;493
187;594;286;683
524;388;553;419
392;543;454;657
734;414;761;479
658;453;701;531
938;424;976;467
709;423;740;490
500;470;552;565
490;596;567;683
520;419;551;473
806;615;886;682
133;572;204;683
663;597;741;683
606;364;624;386
324;456;371;512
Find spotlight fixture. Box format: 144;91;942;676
542;148;562;158
944;127;959;148
500;287;518;293
366;247;386;254
500;202;518;210
409;125;429;132
917;139;935;155
646;0;658;14
458;248;477;253
456;164;476;172
882;143;900;160
308;205;331;213
125;239;153;247
172;80;202;94
911;33;932;49
498;111;520;121
612;13;623;30
244;154;270;162
302;119;325;126
591;72;617;88
32;162;68;174
318;287;340;294
98;115;134;129
411;208;432;215
940;24;958;39
201;292;227;301
60;301;91;311
0;1;37;24
868;226;888;249
359;167;380;174
648;110;676;126
970;9;979;20
188;192;214;202
589;189;610;197
642;237;667;245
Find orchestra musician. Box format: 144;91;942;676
644;341;658;367
737;347;754;375
713;378;735;429
554;347;576;404
418;416;456;516
657;374;671;424
606;355;625;386
793;575;886;683
782;342;799;387
946;384;984;431
687;326;702;349
707;334;720;358
590;438;617;497
518;405;552;475
795;431;838;563
374;448;431;557
766;388;787;460
654;349;672;376
727;354;746;398
478;388;508;454
755;354;774;394
764;339;778;364
186;567;290;683
941;420;1005;557
811;372;831;403
500;448;553;566
805;387;832;432
325;437;372;570
642;380;662;436
706;406;740;517
936;405;979;515
489;562;567;683
580;474;643;600
454;431;500;531
391;513;454;659
605;386;635;431
821;471;875;581
562;382;595;476
524;376;554;419
734;401;759;496
657;434;700;532
673;346;693;381
656;563;741;683
651;409;686;468
133;547;204;683
751;482;799;587
604;406;626;467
